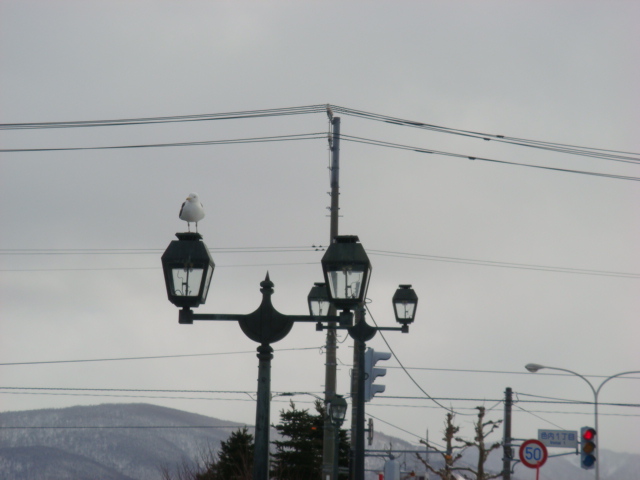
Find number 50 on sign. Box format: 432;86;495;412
519;439;548;472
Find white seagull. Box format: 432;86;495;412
179;193;205;232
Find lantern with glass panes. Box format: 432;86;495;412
161;232;347;480
161;233;215;309
316;235;418;480
392;284;418;331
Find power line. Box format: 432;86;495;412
0;245;323;255
3;104;638;165
377;395;640;409
331;106;640;165
368;250;640;279
365;305;469;417
0;346;322;367
2;246;637;279
365;411;431;445
8;387;637;408
3;389;637;419
512;403;566;431
0;262;316;273
385;366;640;380
339;134;640;182
0;105;326;130
0;132;327;153
3;129;638;182
3;104;639;181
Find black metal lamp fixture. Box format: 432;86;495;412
321;235;372;311
161;230;413;480
392;284;418;327
161;231;345;480
161;232;215;309
307;282;332;317
327;394;348;427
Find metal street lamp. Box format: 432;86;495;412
525;363;640;480
321;235;372;311
162;232;416;480
328;394;348;426
161;232;341;480
392;284;418;328
327;395;348;480
161;233;215;309
317;236;418;480
308;282;332;317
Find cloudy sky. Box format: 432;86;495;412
1;0;639;466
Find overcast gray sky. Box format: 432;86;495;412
1;0;639;464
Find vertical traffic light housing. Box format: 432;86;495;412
363;348;391;402
580;426;597;469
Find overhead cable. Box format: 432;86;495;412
331;105;640;165
0;346;323;367
339;134;640;182
365;305;469;416
0;105;326;130
0;132;327;153
368;249;640;279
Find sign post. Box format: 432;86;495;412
519;439;548;480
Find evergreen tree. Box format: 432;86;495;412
198;427;254;480
270;400;349;480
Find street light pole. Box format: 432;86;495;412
162;233;347;480
319;307;415;480
318;236;418;480
162;232;416;480
525;363;640;480
177;275;342;480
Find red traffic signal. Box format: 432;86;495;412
580;426;597;469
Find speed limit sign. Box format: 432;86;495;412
519;439;548;469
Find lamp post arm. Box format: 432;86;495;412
376;325;409;333
595;370;640;398
182;308;342;328
190;312;342;323
189;312;251;322
540;366;597;399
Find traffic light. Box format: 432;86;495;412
363;348;391;402
580;426;597;469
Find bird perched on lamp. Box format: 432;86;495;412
179;193;205;233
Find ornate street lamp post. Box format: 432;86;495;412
162;232;341;480
162;233;416;480
319;235;418;480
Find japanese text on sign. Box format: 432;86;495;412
538;429;578;448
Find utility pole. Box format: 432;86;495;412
502;387;513;480
323;110;341;480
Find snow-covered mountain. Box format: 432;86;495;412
0;403;246;480
0;403;638;479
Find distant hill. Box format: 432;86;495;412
0;403;246;480
0;403;638;479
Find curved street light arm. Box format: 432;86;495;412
524;365;640;480
531;365;597;398
595;370;640;397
